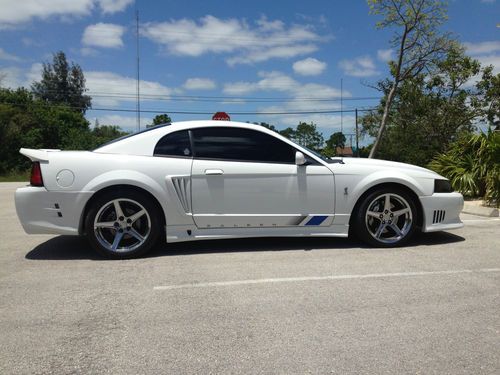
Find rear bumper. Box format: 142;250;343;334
15;186;93;235
420;192;464;232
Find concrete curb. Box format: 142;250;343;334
462;201;499;217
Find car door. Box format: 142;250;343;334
190;126;335;229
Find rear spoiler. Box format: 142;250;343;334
19;148;61;162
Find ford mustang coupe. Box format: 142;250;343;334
15;120;464;258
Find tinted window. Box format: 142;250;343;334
154;130;191;157
192;127;296;163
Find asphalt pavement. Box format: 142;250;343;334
1;182;499;374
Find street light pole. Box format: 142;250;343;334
136;10;140;132
355;108;359;157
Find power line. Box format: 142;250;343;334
87;93;382;103
30;88;382;103
87;107;376;115
2;100;377;115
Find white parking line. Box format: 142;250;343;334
462;218;500;222
153;268;500;291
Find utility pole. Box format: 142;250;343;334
355;108;359;157
340;78;343;134
136;10;140;132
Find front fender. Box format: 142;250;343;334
350;171;431;202
334;170;433;226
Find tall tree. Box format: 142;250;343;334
322;132;347;157
292;122;324;151
327;132;346;150
31;51;91;114
476;66;500;125
151;113;172;126
278;127;296;140
361;45;484;166
367;0;451;158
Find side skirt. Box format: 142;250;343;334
165;224;349;243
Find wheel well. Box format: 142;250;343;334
79;184;166;235
349;182;424;229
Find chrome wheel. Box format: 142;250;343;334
93;198;151;253
365;193;413;244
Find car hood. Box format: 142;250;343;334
332;157;442;178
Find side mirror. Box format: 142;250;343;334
295;151;306;166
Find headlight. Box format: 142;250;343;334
434;179;453;193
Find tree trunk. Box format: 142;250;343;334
369;82;398;158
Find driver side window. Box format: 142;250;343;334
191;127;296;163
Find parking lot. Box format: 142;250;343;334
1;182;499;374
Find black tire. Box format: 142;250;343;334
85;189;162;259
353;187;418;247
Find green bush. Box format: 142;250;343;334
429;129;500;207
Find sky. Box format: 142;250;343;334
0;0;499;145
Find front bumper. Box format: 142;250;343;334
420;192;464;232
15;186;93;235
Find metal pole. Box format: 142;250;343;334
340;78;343;134
355;108;359;157
136;10;140;132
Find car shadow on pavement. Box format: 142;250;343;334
25;231;465;261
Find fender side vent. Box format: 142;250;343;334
172;177;192;214
432;210;446;224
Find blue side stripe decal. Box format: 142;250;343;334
304;215;328;226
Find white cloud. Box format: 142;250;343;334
480;0;496;3
0;66;23;88
25;63;43;85
223;71;348;103
0;62;43;89
226;44;318;66
222;81;259;96
21;37;43;47
464;41;500;55
80;47;99;56
223;71;299;95
377;48;393;62
82;23;126;48
97;0;133;14
0;0;132;28
182;78;216;90
84;71;171;106
0;48;21;62
476;54;500;74
141;15;329;65
462;41;500;78
339;56;380;77
292;57;327;76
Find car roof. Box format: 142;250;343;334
94;120;276;154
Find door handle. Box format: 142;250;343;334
205;169;224;175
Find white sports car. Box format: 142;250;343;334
15;120;464;258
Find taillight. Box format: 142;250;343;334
30;162;44;186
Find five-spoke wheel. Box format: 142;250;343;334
354;187;417;247
94;198;151;252
85;189;161;258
